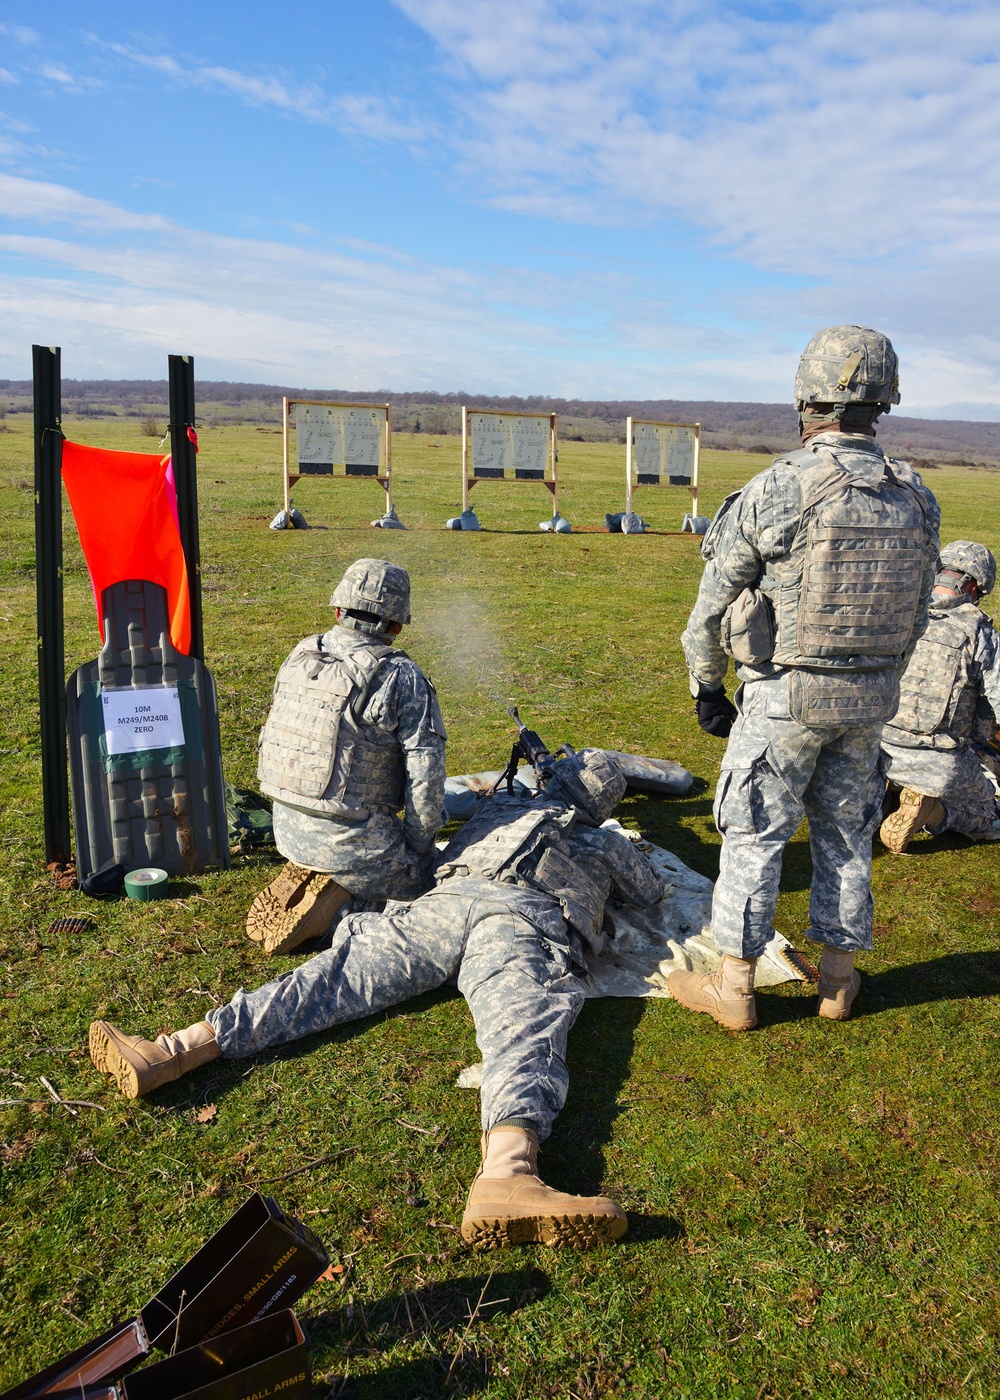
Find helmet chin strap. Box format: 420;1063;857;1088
935;570;979;599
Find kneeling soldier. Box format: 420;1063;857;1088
881;540;1000;851
247;558;446;954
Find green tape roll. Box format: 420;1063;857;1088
124;867;169;901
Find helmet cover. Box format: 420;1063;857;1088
546;748;627;825
794;325;901;409
937;540;996;597
330;558;411;625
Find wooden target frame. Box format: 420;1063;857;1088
282;398;393;518
461;407;559;517
625;417;700;519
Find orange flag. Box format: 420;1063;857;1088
61;440;192;655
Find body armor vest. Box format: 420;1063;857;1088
883;601;983;751
436;796;608;947
257;635;405;819
764;445;927;671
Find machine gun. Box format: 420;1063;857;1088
487;705;573;796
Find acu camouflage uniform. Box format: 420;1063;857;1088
681;432;940;958
881;596;1000;839
208;773;663;1140
261;625;446;902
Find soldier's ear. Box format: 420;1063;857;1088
388;620;404;636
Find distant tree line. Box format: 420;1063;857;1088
0;378;996;466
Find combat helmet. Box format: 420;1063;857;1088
546;748;627;826
330;558;411;632
937;540;996;597
794;326;901;412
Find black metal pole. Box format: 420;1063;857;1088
33;344;70;865
168;354;204;660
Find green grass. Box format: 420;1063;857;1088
1;416;998;1397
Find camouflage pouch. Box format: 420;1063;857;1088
721;588;775;665
225;781;275;848
787;668;899;726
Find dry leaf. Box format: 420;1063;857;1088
194;1103;218;1123
319;1263;346;1280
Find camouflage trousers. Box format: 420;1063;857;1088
882;742;999;839
207;878;587;1141
272;802;434;901
711;673;884;958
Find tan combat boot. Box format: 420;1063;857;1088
879;788;945;854
816;947;861;1021
461;1127;627;1249
246;862;351;955
667;955;758;1031
89;1020;220;1099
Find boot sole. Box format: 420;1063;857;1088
246;862;315;942
88;1021;141;1099
261;877;350;956
879;792;938;854
668;979;757;1032
461;1211;627;1250
88;1020;112;1073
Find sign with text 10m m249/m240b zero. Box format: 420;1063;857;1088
102;686;185;755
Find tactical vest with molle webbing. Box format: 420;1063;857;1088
435;797;610;950
257;635;405;819
882;601;984;751
761;445;927;675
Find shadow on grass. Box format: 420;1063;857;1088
309;1266;549;1398
752;950;1000;1026
623;1212;685;1244
547;997;645;1196
855;950;1000;1011
159;985;464;1114
622;790;720;883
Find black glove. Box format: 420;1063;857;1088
695;688;737;738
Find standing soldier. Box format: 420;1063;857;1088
670;326;940;1028
880;541;1000;850
248;558;446;954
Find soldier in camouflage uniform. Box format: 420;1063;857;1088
669;326;940;1029
880;541;1000;851
89;749;664;1249
246;559;447;954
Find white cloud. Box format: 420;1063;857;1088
84;8;999;275
36;60;104;94
103;41;430;142
0;176;624;390
0;24;38;45
0;170;994;410
394;0;999;271
1;9;996;409
0;173;170;231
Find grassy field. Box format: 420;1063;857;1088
1;414;998;1398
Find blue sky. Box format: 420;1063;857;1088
0;1;996;414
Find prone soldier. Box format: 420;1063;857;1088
88;749;664;1249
